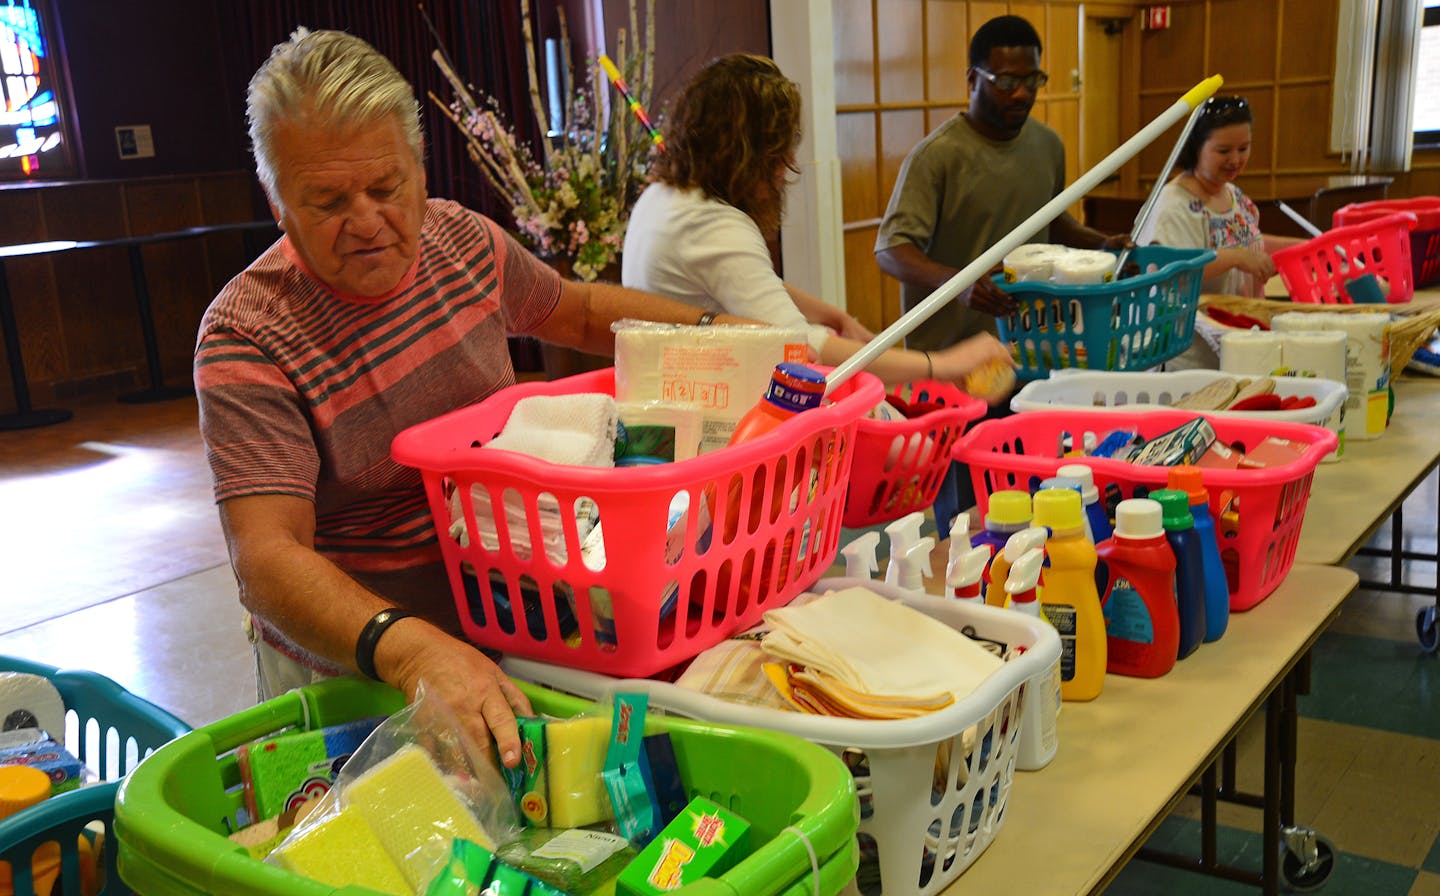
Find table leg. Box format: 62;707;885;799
118;244;193;404
0;260;73;430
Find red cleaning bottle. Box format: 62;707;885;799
1097;498;1179;678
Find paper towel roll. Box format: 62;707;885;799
0;672;66;740
1220;330;1285;376
1050;249;1117;285
1281;330;1347;381
1328;313;1392;440
1003;244;1066;282
1272;311;1342;333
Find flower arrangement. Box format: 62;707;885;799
430;0;657;281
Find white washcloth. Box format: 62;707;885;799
761;586;1003;702
448;393;617;557
485;393;619;467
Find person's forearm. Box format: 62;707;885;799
817;334;928;386
875;243;958;292
536;281;754;354
786;283;841;327
1051;212;1108;250
1263;233;1302;254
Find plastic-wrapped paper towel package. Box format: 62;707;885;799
1273;311;1391;440
612;321;808;453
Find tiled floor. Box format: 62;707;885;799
2;394;1438;893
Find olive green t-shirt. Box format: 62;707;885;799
875;115;1066;350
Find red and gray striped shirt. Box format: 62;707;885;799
195;199;561;663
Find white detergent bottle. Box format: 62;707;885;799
840;531;881;580
883;511;927;587
1006;547;1062;771
896;536;935;595
947;544;993;603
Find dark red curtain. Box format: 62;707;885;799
216;0;543;226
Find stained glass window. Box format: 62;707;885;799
1;0;74;179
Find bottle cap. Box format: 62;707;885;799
1038;476;1083;496
1167;465;1209;504
1005;548;1046;599
985;490;1032;528
1056;463;1101;503
764;363;827;413
1150;489;1196;531
1113;498;1165;540
1032;488;1085;533
840;531;881;579
948;544;993;589
0;765;52;821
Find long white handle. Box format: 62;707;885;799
826;74;1225;393
1112;102;1208;277
1275;200;1324;238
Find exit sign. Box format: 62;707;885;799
1144;6;1171;30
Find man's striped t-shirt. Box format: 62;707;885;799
195;199;562;648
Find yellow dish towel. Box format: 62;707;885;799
762;586;1003;703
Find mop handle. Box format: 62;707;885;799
826;74;1225;394
1274;200;1324;238
1112;102;1209;278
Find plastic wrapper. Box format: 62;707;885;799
265;682;522;895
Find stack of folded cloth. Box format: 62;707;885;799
759;587;1003;720
447;393;618;561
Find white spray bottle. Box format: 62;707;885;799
1007;546;1062;771
883;511;926;587
840;531;881;580
986;526;1049;608
947;544;993;603
896;536;936;595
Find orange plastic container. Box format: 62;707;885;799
1333;197;1440;289
842;380;986;528
1272;211;1418;304
391;366;884;678
952;409;1335;611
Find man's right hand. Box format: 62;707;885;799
967;271;1020;317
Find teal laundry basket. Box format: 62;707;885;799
0;655;191;896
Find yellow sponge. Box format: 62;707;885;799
544;716;612;828
345;744;493;890
270;806;410;895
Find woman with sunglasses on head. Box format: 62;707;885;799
1146;96;1302;298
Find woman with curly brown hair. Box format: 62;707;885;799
623;54;1013;390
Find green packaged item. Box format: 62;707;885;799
616;796;751;895
426;838;571;896
498;827;635;895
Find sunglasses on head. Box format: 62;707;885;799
1202;95;1250;119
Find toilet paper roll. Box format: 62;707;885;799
1050;249;1117;285
1219;330;1285;377
0;672;66;740
1281;330;1348;382
1272;311;1343;333
1003;244;1067;283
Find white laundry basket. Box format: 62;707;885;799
504;577;1062;895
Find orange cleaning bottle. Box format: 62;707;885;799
1032;488;1106;701
1098;498;1180;678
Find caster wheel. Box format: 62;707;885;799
1281;830;1336;892
1418;605;1439;654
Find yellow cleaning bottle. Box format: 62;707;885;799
1032;488;1106;702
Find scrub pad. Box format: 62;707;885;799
346;744;495;891
544;716;612;828
270;806;410;895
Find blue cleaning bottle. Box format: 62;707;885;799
1151;489;1207;659
1168;466;1229;641
1058;462;1113;544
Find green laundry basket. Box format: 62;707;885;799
113;676;860;896
0;655;191;896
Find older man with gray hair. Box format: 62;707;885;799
197;28;741;765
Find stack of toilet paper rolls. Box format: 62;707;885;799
1003;244;1116;286
1219;325;1351;458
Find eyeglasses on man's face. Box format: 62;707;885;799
974;68;1049;92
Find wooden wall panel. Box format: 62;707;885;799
1138;4;1205;92
838;113;881;223
926;1;971;103
844;227;887;327
835;0;878;106
878;0;928;104
1209;0;1278;85
1280;0;1337;81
